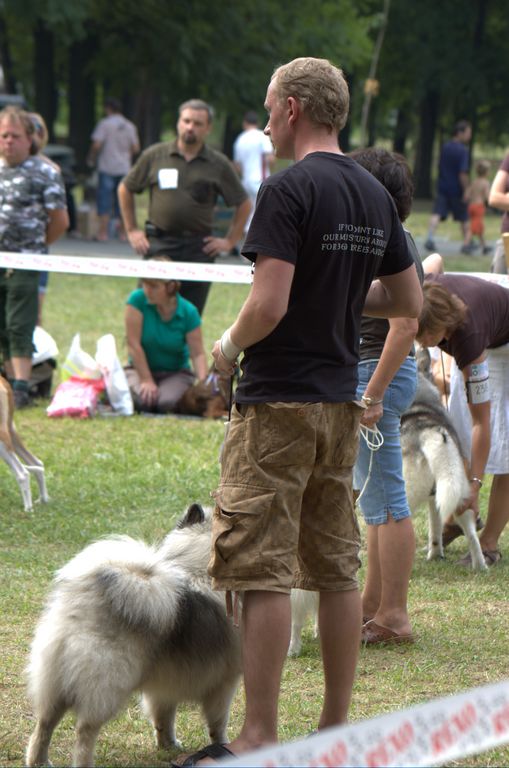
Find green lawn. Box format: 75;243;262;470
0;253;507;767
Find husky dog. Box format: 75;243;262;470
26;504;242;768
288;373;486;656
401;372;486;570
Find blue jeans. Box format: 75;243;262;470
353;357;417;525
96;172;123;217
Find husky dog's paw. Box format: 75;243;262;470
156;732;183;751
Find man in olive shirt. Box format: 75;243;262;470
118;99;251;314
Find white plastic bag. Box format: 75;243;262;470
95;334;134;415
61;333;102;382
32;326;59;366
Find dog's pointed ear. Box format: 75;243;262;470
178;503;205;528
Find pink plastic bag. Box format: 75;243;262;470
47;376;105;419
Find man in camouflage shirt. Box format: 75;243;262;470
0;107;68;408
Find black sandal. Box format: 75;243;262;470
171;742;236;767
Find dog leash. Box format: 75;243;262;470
356;423;384;505
218;369;236;465
440;349;449;409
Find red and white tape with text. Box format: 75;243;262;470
1;252;508;291
0;251;252;284
221;679;509;767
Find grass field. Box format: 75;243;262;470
0;244;508;767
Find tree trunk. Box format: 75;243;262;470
33;20;57;142
0;14;17;93
131;79;161;150
222;113;240;159
368;99;377;147
340;71;355;153
413;89;440;199
68;34;97;174
359;0;391;147
393;108;409;155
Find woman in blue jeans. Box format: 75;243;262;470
350;148;423;645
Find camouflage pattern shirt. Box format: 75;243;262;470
0;156;67;253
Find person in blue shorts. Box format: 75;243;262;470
425;120;472;254
350;147;423;646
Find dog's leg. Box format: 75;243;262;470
142;695;181;750
427;498;444;560
288;619;304;657
288;588;307;657
73;719;101;768
288;589;319;656
455;508;488;571
27;466;49;504
10;428;49;503
26;702;66;767
0;442;33;511
201;674;240;745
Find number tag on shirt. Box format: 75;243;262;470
158;168;178;189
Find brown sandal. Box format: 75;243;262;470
361;620;415;646
457;549;502;568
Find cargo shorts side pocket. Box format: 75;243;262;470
211;485;276;570
332;401;364;467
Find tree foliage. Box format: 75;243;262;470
0;0;508;189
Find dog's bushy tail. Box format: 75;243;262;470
420;428;470;518
56;536;187;635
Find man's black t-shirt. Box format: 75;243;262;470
237;152;413;403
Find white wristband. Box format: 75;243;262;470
220;328;242;362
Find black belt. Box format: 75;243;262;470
145;221;203;239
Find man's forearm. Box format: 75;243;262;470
46;209;69;245
118;184;138;232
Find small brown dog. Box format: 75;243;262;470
0;375;48;511
176;367;232;419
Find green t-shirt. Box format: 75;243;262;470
122;141;247;234
127;288;201;372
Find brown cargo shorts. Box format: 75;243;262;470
209;401;363;593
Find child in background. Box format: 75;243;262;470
462;160;491;255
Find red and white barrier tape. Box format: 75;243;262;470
0;251;252;284
222;679;509;767
1;252;508;290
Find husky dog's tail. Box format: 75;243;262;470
54;536;187;635
420;427;470;518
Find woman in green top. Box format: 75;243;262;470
125;268;208;413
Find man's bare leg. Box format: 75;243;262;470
229;590;291;753
318;588;361;728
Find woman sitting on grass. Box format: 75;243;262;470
124;257;208;413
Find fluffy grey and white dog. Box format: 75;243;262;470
288;372;486;656
25;504;241;768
